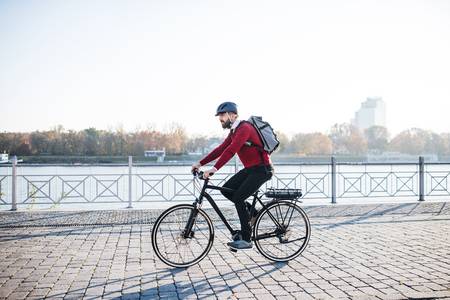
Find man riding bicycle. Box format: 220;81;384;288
192;101;274;250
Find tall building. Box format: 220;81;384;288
351;97;386;130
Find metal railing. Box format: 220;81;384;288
0;156;449;210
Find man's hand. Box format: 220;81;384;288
191;162;202;173
203;167;217;179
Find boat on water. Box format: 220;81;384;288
0;153;8;164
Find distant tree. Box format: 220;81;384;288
14;140;32;156
145;131;164;152
364;126;389;153
288;133;306;155
0;133;10;153
425;132;442;154
64;130;84;155
437;133;450;156
162;123;187;155
389;128;437;155
114;128;127;155
83;128;100;155
131;138;145;156
289;133;332;155
275;131;290;153
29;131;49;155
328;123;367;155
308;133;333;155
0;133;31;156
5;124;449;159
48;127;66;155
2;133;24;155
186;136;208;153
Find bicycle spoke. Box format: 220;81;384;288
275;203;282;224
281;236;306;244
152;205;213;267
254;202;310;262
285;205;296;227
264;204;284;229
255;230;278;240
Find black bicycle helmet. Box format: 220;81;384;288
215;101;238;116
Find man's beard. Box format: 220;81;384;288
221;119;232;129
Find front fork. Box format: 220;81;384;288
182;199;202;238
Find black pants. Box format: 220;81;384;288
221;165;273;241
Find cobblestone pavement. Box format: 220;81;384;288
0;202;449;299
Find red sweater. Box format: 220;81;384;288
200;121;271;170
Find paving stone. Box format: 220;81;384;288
0;203;449;300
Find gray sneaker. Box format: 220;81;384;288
228;239;253;250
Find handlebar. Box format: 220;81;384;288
192;169;214;180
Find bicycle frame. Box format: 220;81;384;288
192;177;288;239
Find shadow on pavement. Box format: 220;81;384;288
0;211;94;227
0;226;129;242
111;261;288;300
323;203;417;229
41;261;287;299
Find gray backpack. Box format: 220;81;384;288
245;116;280;154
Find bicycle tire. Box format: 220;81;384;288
151;204;214;268
253;200;311;262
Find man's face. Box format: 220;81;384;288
218;112;235;129
218;112;228;127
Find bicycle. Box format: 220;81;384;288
151;170;311;268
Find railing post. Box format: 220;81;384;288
419;156;425;201
331;156;337;204
11;156;17;211
128;156;133;208
234;156;239;173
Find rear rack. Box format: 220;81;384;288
265;188;303;200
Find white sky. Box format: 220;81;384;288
0;0;449;138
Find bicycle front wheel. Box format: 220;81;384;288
254;200;311;262
151;204;214;268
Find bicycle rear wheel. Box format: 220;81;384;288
151;204;214;268
253;200;311;262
